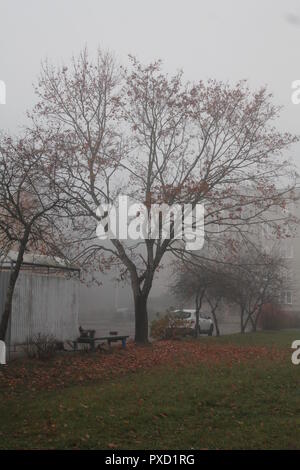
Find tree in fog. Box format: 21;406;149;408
171;257;229;336
0;133;67;340
173;243;289;335
32;48;298;343
223;245;288;333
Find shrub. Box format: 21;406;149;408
150;315;171;340
150;312;191;340
24;333;59;360
259;304;300;330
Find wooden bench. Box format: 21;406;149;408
95;335;129;350
73;328;129;351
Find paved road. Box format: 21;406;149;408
79;317;242;339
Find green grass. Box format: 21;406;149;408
201;328;300;348
0;330;299;449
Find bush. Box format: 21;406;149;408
259;304;300;330
24;333;60;360
150;315;170;340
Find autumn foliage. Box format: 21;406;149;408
29;49;299;344
0;340;287;395
150;313;191;339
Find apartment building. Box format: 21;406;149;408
259;188;300;314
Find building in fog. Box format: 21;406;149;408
0;252;80;354
277;190;300;314
253;187;300;315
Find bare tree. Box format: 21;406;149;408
0;133;67;341
171;256;230;336
204;278;228;337
220;245;287;333
32;49;298;343
171;261;207;337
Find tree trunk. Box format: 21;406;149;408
195;289;205;338
211;307;220;336
0;235;29;341
195;296;201;339
134;293;149;344
240;306;246;334
244;311;256;332
254;306;262;331
250;314;256;332
206;296;220;337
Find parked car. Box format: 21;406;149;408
170;309;214;336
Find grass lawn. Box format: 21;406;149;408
0;329;299;449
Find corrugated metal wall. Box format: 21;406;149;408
0;271;79;345
0;271;10;342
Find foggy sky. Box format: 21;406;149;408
0;0;300;146
1;0;300;315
